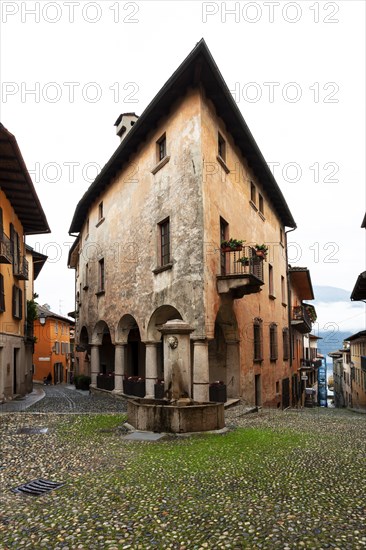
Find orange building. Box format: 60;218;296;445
0;123;50;402
33;305;74;384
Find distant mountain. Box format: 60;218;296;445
317;331;353;363
313;286;351;303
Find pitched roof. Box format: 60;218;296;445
69;39;296;233
351;271;366;301
289;267;314;300
36;304;74;325
25;244;48;280
347;330;366;342
0;124;50;235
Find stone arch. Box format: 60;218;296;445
116;314;141;344
76;325;91;378
92;320;112;345
91;320;115;375
79;326;89;347
208;303;240;398
146;305;183;342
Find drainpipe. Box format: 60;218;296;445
285;226;297;369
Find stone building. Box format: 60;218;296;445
0;123;50;402
68;40;314;407
288;267;318;406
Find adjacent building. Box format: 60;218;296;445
33;304;74;384
68;40;316;407
351;213;366;302
0;123;50;402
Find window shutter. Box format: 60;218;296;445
10;223;14;255
0;208;3;237
0;274;5;312
12;285;16;317
19;288;23;320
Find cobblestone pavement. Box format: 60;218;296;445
1;403;365;548
25;384;128;414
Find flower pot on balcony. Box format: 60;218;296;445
209;382;227;403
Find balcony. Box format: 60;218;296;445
14;256;29;280
217;246;264;299
0;232;12;264
291;305;312;334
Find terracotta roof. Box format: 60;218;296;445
69;39;296;233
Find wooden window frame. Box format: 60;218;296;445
253;318;263;362
270;323;278;361
159;218;170;267
98;258;105;292
157;133;167;162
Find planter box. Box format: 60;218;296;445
154;383;165;399
221;245;243;253
133;380;146;397
97;375;114;391
123;379;133;395
209;384;227;403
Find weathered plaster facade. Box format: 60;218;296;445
0;124;50;402
68;40;314;407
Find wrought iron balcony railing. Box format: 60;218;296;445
14;256;29;280
0;232;12;264
291;305;312;334
217;246;264;299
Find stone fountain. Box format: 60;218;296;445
127;320;225;433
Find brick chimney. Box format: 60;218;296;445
114;113;139;142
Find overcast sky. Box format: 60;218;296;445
1;0;365;337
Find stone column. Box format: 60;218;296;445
193;340;210;402
226;340;240;398
145;342;158;398
113;343;126;393
90;344;100;386
159;319;194;400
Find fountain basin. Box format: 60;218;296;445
127;398;225;433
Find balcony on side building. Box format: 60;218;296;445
291;305;312;334
217;246;264;299
0;232;12;264
14;256;29;280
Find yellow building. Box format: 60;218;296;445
68;40;315;407
0;123;50;402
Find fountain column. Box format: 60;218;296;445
159;319;194;400
192;339;210;402
145;342;158;398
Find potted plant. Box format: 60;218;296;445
154;378;165;399
221;238;244;252
254;244;268;259
236;256;250;266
